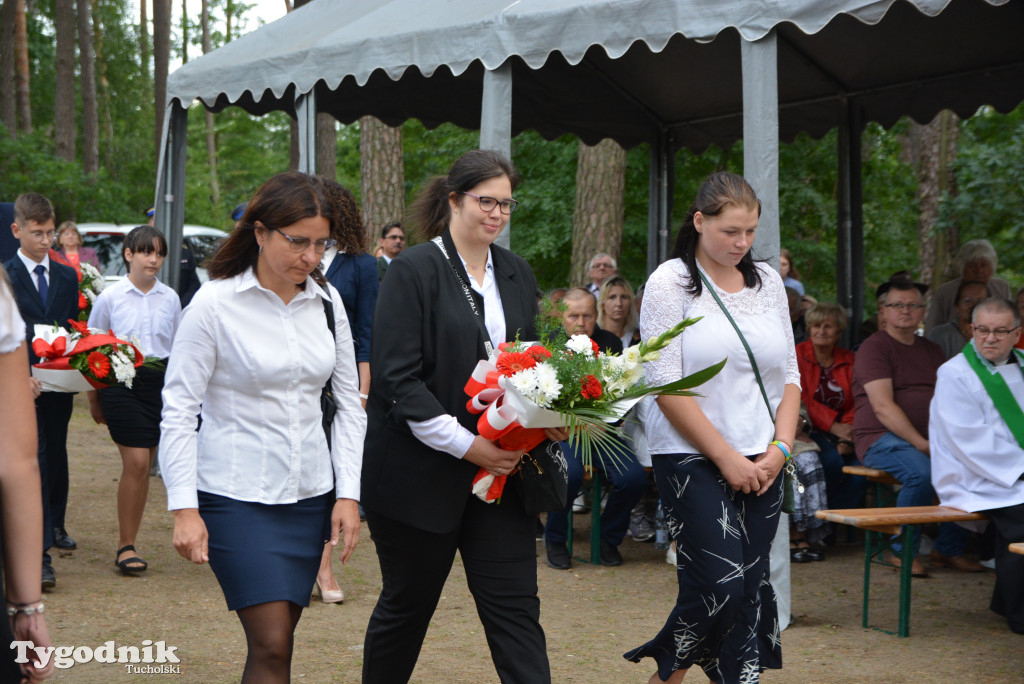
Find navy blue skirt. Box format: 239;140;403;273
198;490;333;611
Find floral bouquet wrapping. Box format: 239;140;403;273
31;320;145;392
77;263;105;321
464;317;725;503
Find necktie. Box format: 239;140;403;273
34;264;48;305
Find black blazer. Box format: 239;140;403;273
3;255;80;365
362;230;540;533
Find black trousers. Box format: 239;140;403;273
981;502;1024;633
362;484;550;683
35;391;74;557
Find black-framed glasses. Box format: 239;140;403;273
461;192;519;215
883;302;926;311
270;227;336;254
973;325;1021;340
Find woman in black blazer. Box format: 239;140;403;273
361;150;565;683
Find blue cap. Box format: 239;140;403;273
145;206;155;218
231;203;248;221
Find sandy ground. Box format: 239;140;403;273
32;395;1024;682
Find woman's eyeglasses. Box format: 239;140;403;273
269;226;336;254
461;192;519;215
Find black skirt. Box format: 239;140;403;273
98;364;165;448
199;490;333;612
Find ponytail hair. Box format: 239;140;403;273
668;171;763;297
409;149;520;241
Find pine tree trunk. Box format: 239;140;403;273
13;0;30;133
201;0;219;205
153;0;171;163
140;0;149;79
907;110;959;294
92;0;115;168
359;115;404;248
1;0;17;134
570;138;626;287
316;112;336;179
77;0;99;175
54;0;76;161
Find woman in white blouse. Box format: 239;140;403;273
88;225;181;575
624;172;800;684
159;172;365;683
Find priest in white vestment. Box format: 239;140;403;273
930;297;1024;634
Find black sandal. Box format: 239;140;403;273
116;545;148;574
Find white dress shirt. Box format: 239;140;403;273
930;343;1024;512
641;260;800;456
159;268;366;509
0;277;26;353
88;277;181;359
408;247;505;459
17;250;49;289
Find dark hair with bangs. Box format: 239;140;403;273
669;172;762;297
122;225;168;272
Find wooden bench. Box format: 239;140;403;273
842;464;900;507
1010;543;1024;556
815;505;988;637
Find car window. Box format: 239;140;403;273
82;234;128;279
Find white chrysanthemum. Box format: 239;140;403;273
565;334;594;357
84;287;97;303
111;353;136;389
533;363;562;406
509;367;538;395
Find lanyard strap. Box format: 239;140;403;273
432;236;493;356
697;269;774;422
962;341;1024;449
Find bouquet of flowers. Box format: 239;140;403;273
31;320;145;392
77;262;105;321
464;317;725;502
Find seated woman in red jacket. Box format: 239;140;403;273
796;301;866;512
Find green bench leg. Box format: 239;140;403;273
566;470;603;564
897;525;915;637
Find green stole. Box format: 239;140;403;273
962;341;1024;449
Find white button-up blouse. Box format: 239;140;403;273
159;268;365;510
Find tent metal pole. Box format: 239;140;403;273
481;63;513;251
837;99;865;346
647;131;674;275
742;32;780;271
296;91;317;175
155;102;187;292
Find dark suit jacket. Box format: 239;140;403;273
362;230;540;533
376;255;389;282
325;251;379;363
4;255;80;365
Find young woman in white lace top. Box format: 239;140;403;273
624;172;800;684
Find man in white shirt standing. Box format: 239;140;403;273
930;297;1024;634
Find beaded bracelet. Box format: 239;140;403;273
769;440;792;461
6;602;45;617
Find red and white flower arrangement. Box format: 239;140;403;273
465;317;725;502
31;320;145;392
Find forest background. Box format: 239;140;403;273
2;0;1023;310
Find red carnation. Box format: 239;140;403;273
496;351;537;377
498;341;514;352
78;292;88;310
526;345;552;360
580;374;603;399
86;351;110;379
591;339;602;357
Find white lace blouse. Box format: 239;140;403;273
640;259;800;456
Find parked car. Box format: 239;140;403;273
79;223;227;285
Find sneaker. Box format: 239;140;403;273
535;518;545;542
629;511;655;543
571;492;588;514
599;540;623;567
980;558;996;570
545;541;571;570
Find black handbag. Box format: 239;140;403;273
319;287;338;449
511;439;569;516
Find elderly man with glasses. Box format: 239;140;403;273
851;275;982;577
585;253;617;296
931;297;1024;633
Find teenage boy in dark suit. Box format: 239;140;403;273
4;193;80;590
